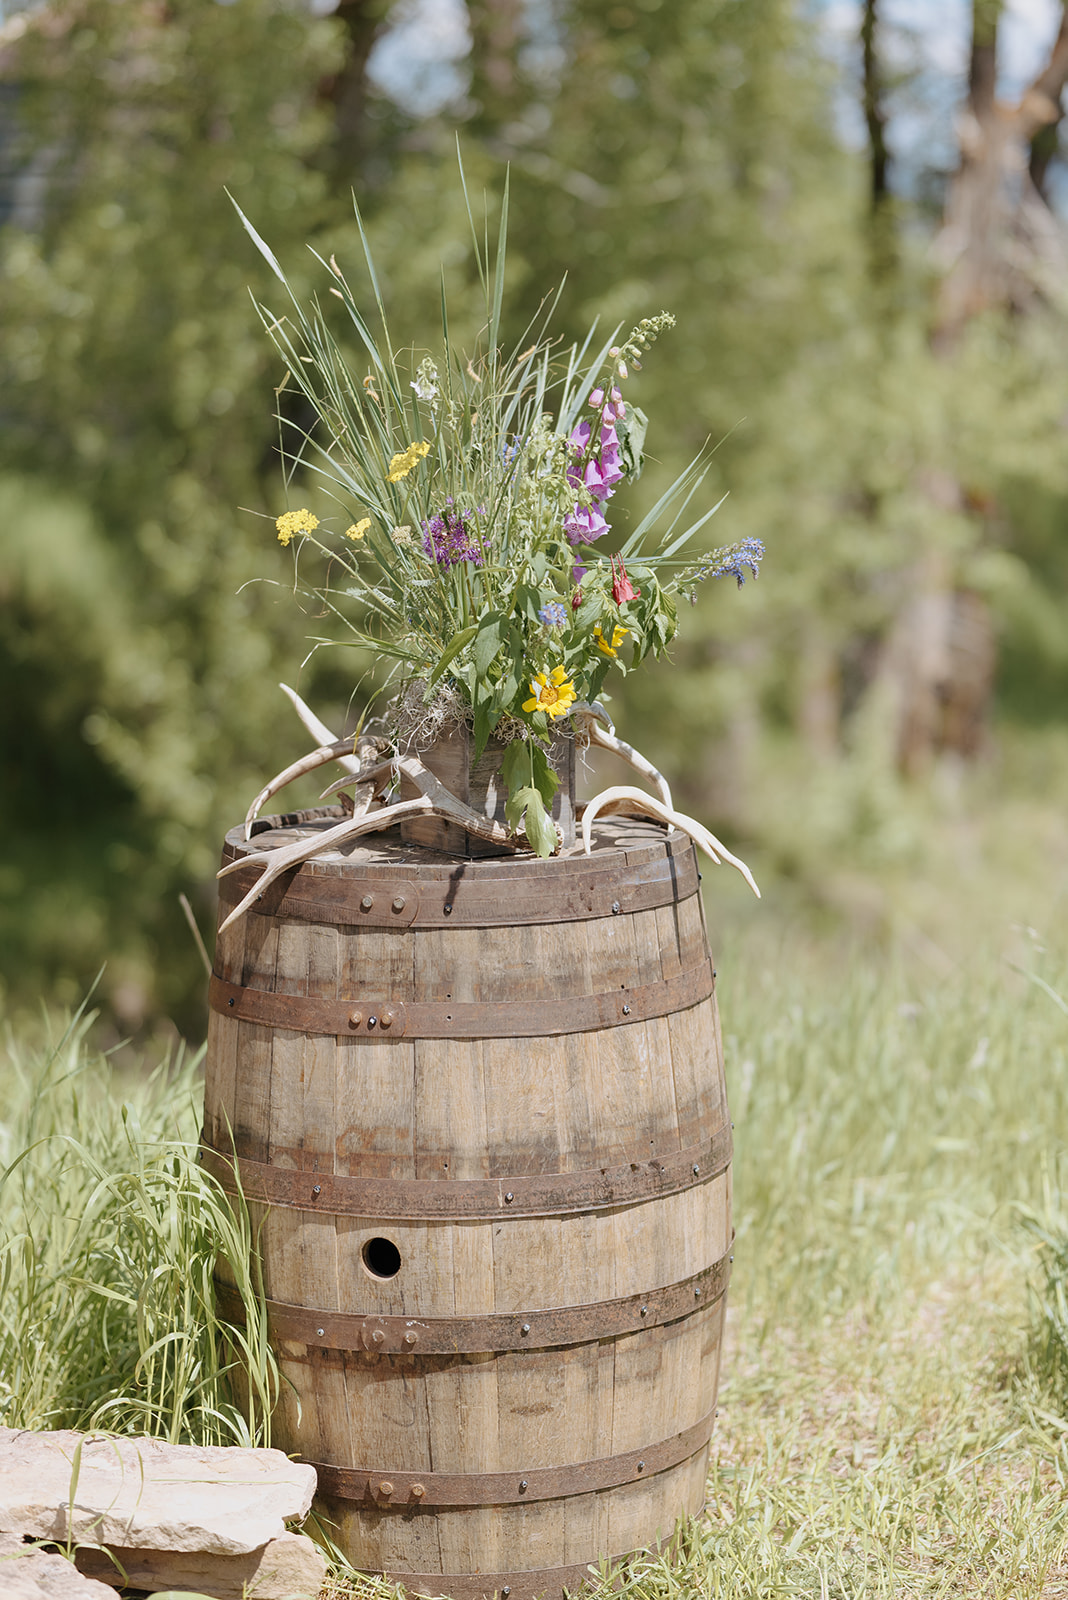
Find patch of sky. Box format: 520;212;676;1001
811;0;1065;209
366;0;473;118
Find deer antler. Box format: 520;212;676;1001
279;683;362;774
581;785;760;898
571;703;673;812
220;752;526;933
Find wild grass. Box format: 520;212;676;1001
323;923;1068;1598
0;1000;278;1446
6;916;1068;1596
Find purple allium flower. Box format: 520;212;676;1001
421;505;486;568
699;538;766;588
539;601;569;628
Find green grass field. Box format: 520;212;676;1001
4;786;1068;1596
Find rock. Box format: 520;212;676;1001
0;1428;316;1557
0;1533;117;1599
74;1529;327;1599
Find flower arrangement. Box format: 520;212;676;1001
233;181;764;867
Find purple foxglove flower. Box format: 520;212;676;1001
564;504;610;543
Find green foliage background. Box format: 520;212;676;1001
2;0;1067;1030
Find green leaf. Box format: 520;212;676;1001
617;405;649;480
527;741;560;807
472;612;505;678
428;624;479;687
471;694;497;761
505;785;557;857
524;788;559;856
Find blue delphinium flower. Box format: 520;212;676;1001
699;538;766;588
539;601;569;628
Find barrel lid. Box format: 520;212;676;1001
218;811;699;928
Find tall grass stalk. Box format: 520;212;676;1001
0;1002;278;1446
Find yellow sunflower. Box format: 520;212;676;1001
593;623;629;658
522;664;577;720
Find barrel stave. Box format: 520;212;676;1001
204;815;730;1590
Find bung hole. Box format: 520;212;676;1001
362;1236;402;1279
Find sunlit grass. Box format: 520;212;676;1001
322;928;1068;1598
0;1000;278;1446
6;929;1068;1596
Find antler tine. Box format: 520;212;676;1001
570;700;615;735
572;713;671;812
279;683;362;775
220;759;526;933
243;737;356;840
582;785;760;899
219;798;437;933
319;759;397;800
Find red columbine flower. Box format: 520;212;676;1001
611;553;641;605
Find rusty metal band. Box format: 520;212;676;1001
214;1248;731;1356
308;1406;715;1508
199;1122;731;1220
372;1557;618;1600
217;846;698;930
208;959;714;1041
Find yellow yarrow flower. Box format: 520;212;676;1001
594;623;629;659
275;508;319;547
522;664;577;720
386;439;431;483
345;518;372;541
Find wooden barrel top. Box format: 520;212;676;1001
219;809;701;931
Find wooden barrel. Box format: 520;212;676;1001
203;809;732;1600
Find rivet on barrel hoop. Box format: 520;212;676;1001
637;1461;645;1473
312;1184;322;1197
519;1480;528;1493
348;1010;363;1028
379;1481;394;1498
640;1305;648;1316
227;997;235;1007
521;1323;531;1335
317;1328;325;1338
368;1016;377;1028
411;1483;426;1499
611;901;621;915
622;1004;631;1016
360;895;374;911
404;1331;419;1346
380;1010;395;1029
505;1192;514;1203
392;896;406;912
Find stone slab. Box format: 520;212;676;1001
75;1529;327;1599
0;1533;117;1599
0;1429;317;1557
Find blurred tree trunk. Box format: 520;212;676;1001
934;0;1068;343
322;0;391;184
860;0;896;284
467;0;525;135
871;3;1067;776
